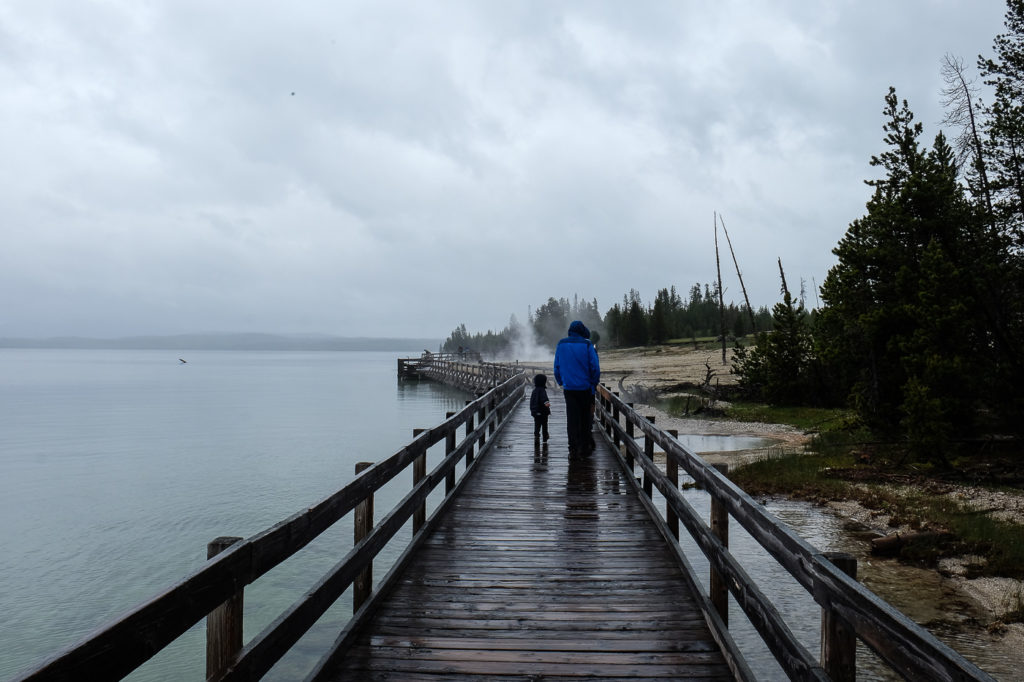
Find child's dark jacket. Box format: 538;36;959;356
530;386;550;417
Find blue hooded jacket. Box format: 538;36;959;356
553;320;600;392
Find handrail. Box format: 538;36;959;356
302;382;526;680
414;351;483;362
416;357;524;393
16;374;526;682
594;384;995;682
221;381;526;681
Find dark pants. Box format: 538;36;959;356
563;389;594;456
533;414;549;440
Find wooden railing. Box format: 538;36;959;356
16;375;526;682
404;355;525;393
594;384;996;682
397;352;484;378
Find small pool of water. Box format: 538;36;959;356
638;432;773;456
678;433;771;453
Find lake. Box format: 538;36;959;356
0;349;470;680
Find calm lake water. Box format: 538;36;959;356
0;349;470;680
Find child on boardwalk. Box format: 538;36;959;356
529;374;551;442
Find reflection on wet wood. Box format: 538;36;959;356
316;395;733;680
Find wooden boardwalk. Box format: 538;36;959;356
316;392;733;680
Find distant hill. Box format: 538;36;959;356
0;334;441;352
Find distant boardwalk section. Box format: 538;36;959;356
398;351;524;393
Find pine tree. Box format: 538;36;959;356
974;0;1024;422
625;290;648;347
604;304;623;347
533;297;570;349
732;263;815;405
819;90;1000;456
650;289;670;344
979;0;1024;236
818;90;925;433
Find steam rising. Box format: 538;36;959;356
493;317;553;364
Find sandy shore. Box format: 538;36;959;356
597;343;740;390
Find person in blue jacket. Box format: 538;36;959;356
553;320;600;458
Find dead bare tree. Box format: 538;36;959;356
714;212;727;364
702;357;717;393
718;214;757;333
941;53;993;218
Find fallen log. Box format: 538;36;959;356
870;531;952;556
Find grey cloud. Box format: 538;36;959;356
0;0;1009;339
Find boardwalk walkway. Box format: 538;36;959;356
316;392;733;680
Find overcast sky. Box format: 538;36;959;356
1;1;1010;339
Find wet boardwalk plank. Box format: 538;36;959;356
317;393;733;680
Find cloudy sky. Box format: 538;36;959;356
1;1;1010;339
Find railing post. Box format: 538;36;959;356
478;402;487;448
353;461;374;611
612;393;620;447
625;403;635;473
822;552;858;682
445;412;457;494
206;536;243;680
465;400;475;465
643;416;655;498
603;389;612;437
710;462;729;626
412;429;426;534
666;429;679;539
488;395;497;436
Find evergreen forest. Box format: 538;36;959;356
441;287;774;356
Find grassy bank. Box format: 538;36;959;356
666;398;849;432
729;450;1024;580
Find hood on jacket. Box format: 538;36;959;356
533;373;547;387
568;320;590;338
